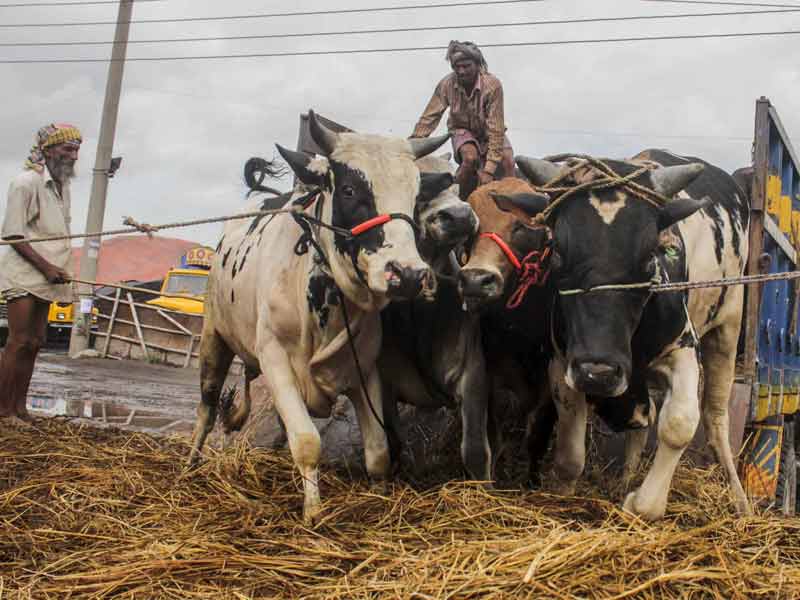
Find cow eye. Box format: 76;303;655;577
341;185;355;198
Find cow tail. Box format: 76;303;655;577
221;382;252;433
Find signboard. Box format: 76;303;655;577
181;246;215;269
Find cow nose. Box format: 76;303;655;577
575;362;625;396
385;262;435;299
458;268;502;308
439;203;478;236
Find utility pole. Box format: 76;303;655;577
69;0;134;357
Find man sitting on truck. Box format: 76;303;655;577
0;123;81;427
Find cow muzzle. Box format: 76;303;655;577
569;361;628;397
385;261;436;300
458;268;503;311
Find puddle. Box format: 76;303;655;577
28;395;194;434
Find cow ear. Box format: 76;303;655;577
490;191;549;217
658;195;710;230
275;144;329;187
417;172;454;204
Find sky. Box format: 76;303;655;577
1;0;799;251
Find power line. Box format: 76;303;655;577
0;0;161;5
1;29;795;63
3;8;798;47
0;0;547;28
641;0;800;7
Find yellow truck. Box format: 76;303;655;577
145;246;213;315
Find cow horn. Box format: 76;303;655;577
515;156;564;186
650;163;705;198
308;109;338;156
408;134;451;159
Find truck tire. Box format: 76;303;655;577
776;418;797;516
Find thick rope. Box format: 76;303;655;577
530;156;671;225
0;206;300;247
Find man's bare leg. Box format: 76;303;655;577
0;295;49;421
456;142;480;201
501;148;515;179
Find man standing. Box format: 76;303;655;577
0;124;81;426
412;40;515;200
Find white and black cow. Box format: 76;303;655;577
187;111;450;523
513;149;751;519
378;154;495;480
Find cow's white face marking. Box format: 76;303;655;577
589;191;627;225
308;156;329;176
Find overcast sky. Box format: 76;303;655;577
1;0;799;250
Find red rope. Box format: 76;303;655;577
350;214;392;236
479;231;552;309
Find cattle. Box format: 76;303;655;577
378;153;493;479
500;149;751;520
456;177;556;484
186;111;450;523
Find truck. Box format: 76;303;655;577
145;246;213;314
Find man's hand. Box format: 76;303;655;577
477;170;494;186
42;264;69;284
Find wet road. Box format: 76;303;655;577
5;346;241;435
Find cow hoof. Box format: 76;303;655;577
303;504;323;526
622;491;664;521
734;497;753;517
551;480;577;496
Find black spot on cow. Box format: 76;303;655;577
232;256;238;279
215;235;225;253
329;160;383;258
307;270;339;329
222;247;232;268
231;289;235;303
705;285;727;326
238;245;252;274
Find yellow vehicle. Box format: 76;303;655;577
145;268;209;314
145;246;214;315
47;301;99;340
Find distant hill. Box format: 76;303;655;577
71;235;203;283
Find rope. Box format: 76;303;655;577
530;156;671;224
0;206;300;246
559;269;800;296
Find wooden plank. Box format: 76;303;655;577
743;97;771;383
183;335;195;368
95;293;205;321
95;315;188;337
127;292;149;357
101;332;201;357
156;309;193;335
101;287;122;358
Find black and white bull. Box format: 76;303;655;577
515;149;751;519
187;111;450;523
377;154;495;480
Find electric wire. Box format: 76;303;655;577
1;8;797;47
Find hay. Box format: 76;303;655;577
1;419;799;599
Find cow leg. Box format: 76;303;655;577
351;369;391;482
622;428;649;488
549;356;588;494
623;347;699;520
528;396;557;488
188;329;235;468
380;380;403;469
264;343;323;525
456;347;492;482
700;321;751;516
222;366;258;434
